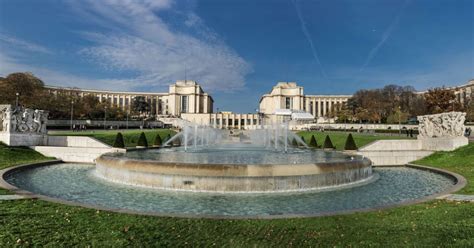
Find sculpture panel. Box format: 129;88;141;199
0;105;48;134
417;112;465;138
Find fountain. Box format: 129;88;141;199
94;122;373;193
3;121;460;217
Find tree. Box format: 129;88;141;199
132;96;150;116
466;100;474;122
309;135;318;148
386;108;409;124
344;133;358;150
300;136;305;145
0;72;46;108
113;133;125;148
137;132;148;147
153;134;162;147
424;87;459;114
323;135;335;149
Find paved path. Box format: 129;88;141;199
0;194;34;201
439;194;474;202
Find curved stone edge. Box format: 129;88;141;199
0;161;467;220
405;163;467;198
0;160;62;198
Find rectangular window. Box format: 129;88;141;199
310;102;313;114
181;96;188;113
253;119;257;125
285;97;292;109
125;98;129;106
216;119;220;125
119;98;123;105
247;119;251;125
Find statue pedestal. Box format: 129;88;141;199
0;132;48;146
419;136;468;151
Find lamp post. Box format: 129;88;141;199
70;100;74;131
104;106;107;130
15;92;19;108
398;106;401;135
126;110;129;129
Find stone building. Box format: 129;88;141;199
259;82;351;123
46;80;213;117
452;79;474;106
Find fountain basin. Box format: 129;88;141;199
95;149;372;193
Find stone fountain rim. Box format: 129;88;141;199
0;161;465;220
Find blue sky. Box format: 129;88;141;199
0;0;473;113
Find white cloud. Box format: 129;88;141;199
69;0;252;92
0;33;52;54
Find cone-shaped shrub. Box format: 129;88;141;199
301;136;305;144
292;138;298;147
137;132;148;147
309;135;318;148
153;134;162;147
163;134;171;144
344;133;358;150
323;135;335;149
113;132;125;148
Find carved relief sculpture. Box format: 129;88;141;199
0;105;48;134
417;112;466;138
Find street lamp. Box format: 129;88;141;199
70;100;74;131
126;110;129;129
15;92;19;108
398;106;401;135
104;106;108;130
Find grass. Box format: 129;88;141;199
0;199;472;246
0;137;473;246
49;129;176;147
297;131;413;150
416;143;474;195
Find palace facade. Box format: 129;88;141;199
46;79;473;129
47;80;214;117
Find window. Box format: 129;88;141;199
181;95;188;113
310;101;313;114
285;97;292;109
216;119;220;125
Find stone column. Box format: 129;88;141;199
328;99;333;115
317;99;322;117
322;100;326;117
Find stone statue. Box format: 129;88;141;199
417;112;466;138
0;105;48;134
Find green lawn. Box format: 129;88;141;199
49;129;176;147
0;199;472;247
416;143;474;195
297;131;413;150
0;139;473;246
